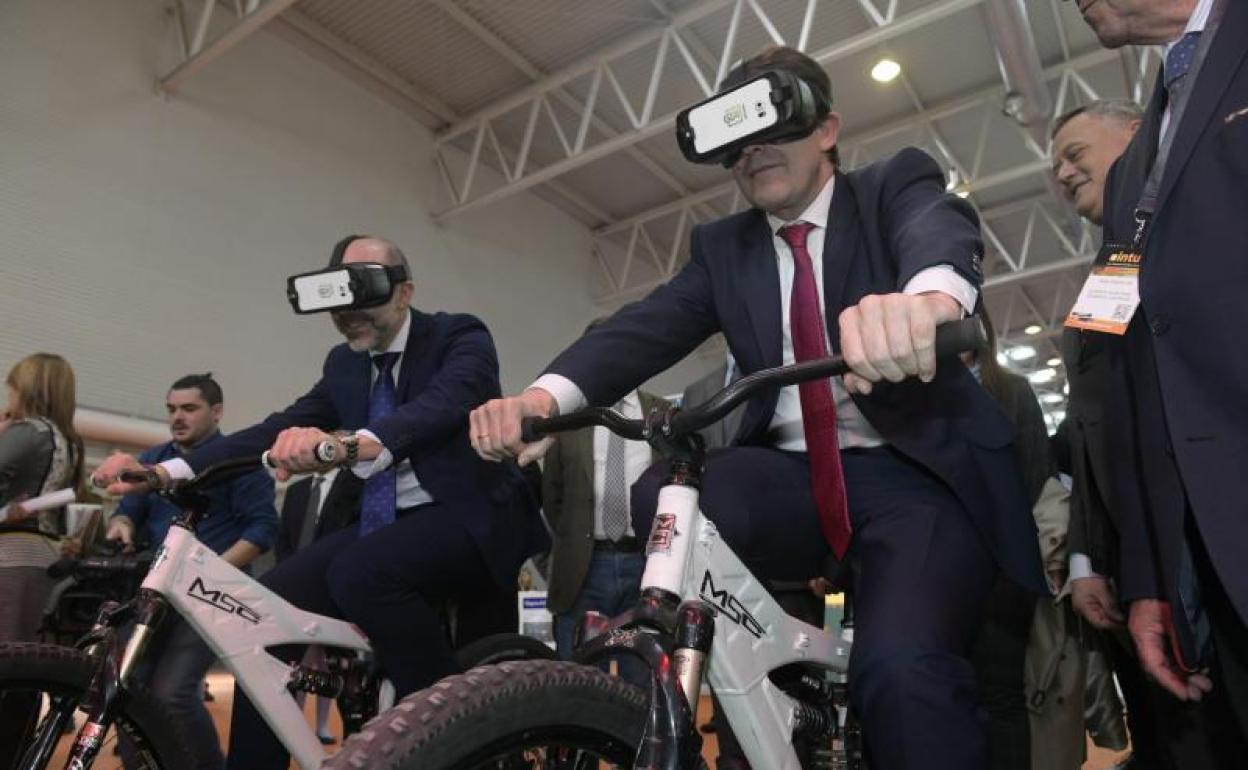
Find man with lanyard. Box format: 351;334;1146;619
106;372;278;770
1068;0;1248;743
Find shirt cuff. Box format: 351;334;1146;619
350;430;392;480
159;458;195;481
529;374;587;416
902;264;978;316
1069;552;1101;581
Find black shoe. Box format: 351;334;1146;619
317;734;337;746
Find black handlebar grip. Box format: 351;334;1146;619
520;417;546;444
933;317;987;359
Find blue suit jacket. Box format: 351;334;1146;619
546;148;1045;593
188;309;547;588
1100;0;1248;624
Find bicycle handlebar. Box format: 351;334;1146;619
521;317;985;443
118;455;268;497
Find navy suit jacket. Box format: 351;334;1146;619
1100;1;1248;623
546;148;1044;594
188;309;547;588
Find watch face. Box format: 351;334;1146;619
315;441;338;464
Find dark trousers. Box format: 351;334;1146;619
225;503;493;770
1191;519;1248;755
633;446;997;770
1106;625;1245;770
553;548;646;686
970;577;1035;770
122;615;223;770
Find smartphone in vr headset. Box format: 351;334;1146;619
286;262;409;314
675;70;828;168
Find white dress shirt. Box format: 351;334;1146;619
351;313;434;509
162;312;434;509
590;391;650;539
535;176;978;452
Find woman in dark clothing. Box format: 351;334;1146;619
966;312;1054;770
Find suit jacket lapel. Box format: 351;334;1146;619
343;350;372;428
740;210;784;369
1156;0;1248;213
396;308;431;397
821;171;860;353
569;428;594;492
285;480;309;542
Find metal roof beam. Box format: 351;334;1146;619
427;0;712;223
432;0;989;222
159;0;301;93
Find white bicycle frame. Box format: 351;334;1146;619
136;525;387;769
641;484;852;770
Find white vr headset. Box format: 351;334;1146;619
286;235;410;315
675;70;831;168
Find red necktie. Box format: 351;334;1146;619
778;222;853;558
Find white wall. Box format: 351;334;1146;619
0;0;721;433
0;0;603;429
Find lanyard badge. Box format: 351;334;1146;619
1064;241;1142;335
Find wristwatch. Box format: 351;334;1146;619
338;433;360;465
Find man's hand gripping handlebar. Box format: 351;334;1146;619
473;316;986;462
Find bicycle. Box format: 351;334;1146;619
327;317;986;770
2;454;560;770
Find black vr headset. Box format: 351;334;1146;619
675;69;831;168
286;235;410;315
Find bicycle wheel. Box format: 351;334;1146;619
329;659;649;770
0;642;195;770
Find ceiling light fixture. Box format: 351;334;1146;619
1025;324;1043;335
1028;367;1057;384
1006;345;1036;362
1046;356;1062;367
871;58;901;83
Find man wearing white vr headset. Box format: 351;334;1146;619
471;46;1043;770
95;235;547;769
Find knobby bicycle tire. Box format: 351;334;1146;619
0;642;195;770
328;659;649;770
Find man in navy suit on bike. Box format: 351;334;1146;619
95;235;547;770
471;47;1043;770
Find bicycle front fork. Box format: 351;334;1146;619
576;590;716;770
27;591;167;770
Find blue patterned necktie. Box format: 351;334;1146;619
1164;31;1202;93
359;352;400;536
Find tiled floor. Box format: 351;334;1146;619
45;670;1129;769
196;672;1130;770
